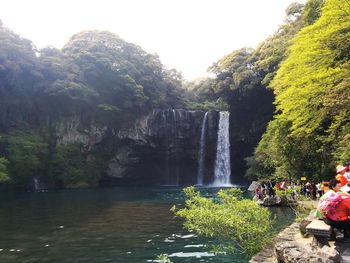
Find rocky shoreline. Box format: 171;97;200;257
249;218;343;263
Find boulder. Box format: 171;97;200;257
274;241;341;262
248;181;260;191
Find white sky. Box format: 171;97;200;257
0;0;305;80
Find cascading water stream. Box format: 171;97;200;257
172;109;179;185
212;111;231;186
160;109;179;186
197;112;208;185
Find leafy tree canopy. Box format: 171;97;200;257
271;0;350;137
249;0;350;181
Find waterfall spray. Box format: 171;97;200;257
212;111;231;186
197;112;208;185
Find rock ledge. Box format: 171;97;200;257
250;222;341;263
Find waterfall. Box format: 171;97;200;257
212;111;231;186
172;109;179;185
159;109;179;186
197;112;208;185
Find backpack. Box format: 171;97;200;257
318;192;344;221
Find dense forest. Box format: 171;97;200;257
0;0;349;189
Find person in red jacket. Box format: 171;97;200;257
323;179;350;242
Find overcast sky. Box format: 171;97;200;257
0;0;305;80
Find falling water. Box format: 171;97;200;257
160;109;179;186
197;112;208;185
172;109;179;185
212;111;231;186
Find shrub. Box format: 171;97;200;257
172;187;274;256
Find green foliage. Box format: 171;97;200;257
333;130;350;164
186;98;229;111
0;157;9;182
249;0;350;181
4;131;48;186
62;30;185;113
155;254;173;263
248;117;334;181
0;25;188;189
46;80;97;102
188;5;306;182
52;143;100;188
0;23;43;129
271;0;350;137
244;156;274;181
172;187;274;257
274;186;300;199
293;204;311;222
302;0;325;25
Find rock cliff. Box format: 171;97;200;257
55;109;221;186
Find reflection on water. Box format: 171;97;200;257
0;187;295;263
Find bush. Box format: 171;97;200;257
172;187;274;256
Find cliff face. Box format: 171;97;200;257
55;110;220;186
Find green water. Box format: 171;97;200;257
0;187;294;263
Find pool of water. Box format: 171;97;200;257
0;187;295;263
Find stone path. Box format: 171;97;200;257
249;221;350;263
250;199;350;262
249;223;301;263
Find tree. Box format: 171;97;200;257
5;131;48;187
62;30;185;114
252;0;350;180
271;0;350;137
249;118;333;181
52;143;100;188
302;0;325;25
0;23;43;130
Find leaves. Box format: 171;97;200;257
271;0;350;136
250;0;350;181
4;130;48;186
173;187;273;256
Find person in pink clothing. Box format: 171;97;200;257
322;179;350;242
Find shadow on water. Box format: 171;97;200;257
0;186;295;263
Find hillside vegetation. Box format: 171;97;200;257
0;0;349;188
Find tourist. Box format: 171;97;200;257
321;179;350;242
254;185;263;200
336;164;348;186
311;182;317;199
343;161;350;181
316;182;324;198
267;180;275;197
322;181;330;192
335;164;350;193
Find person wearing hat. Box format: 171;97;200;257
336;164;350;193
337;164;348;175
321;179;350;242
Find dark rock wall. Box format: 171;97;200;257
109;109;219;186
56;109;251;187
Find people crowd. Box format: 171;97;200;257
253;179;323;201
253;161;350;242
315;161;350;242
